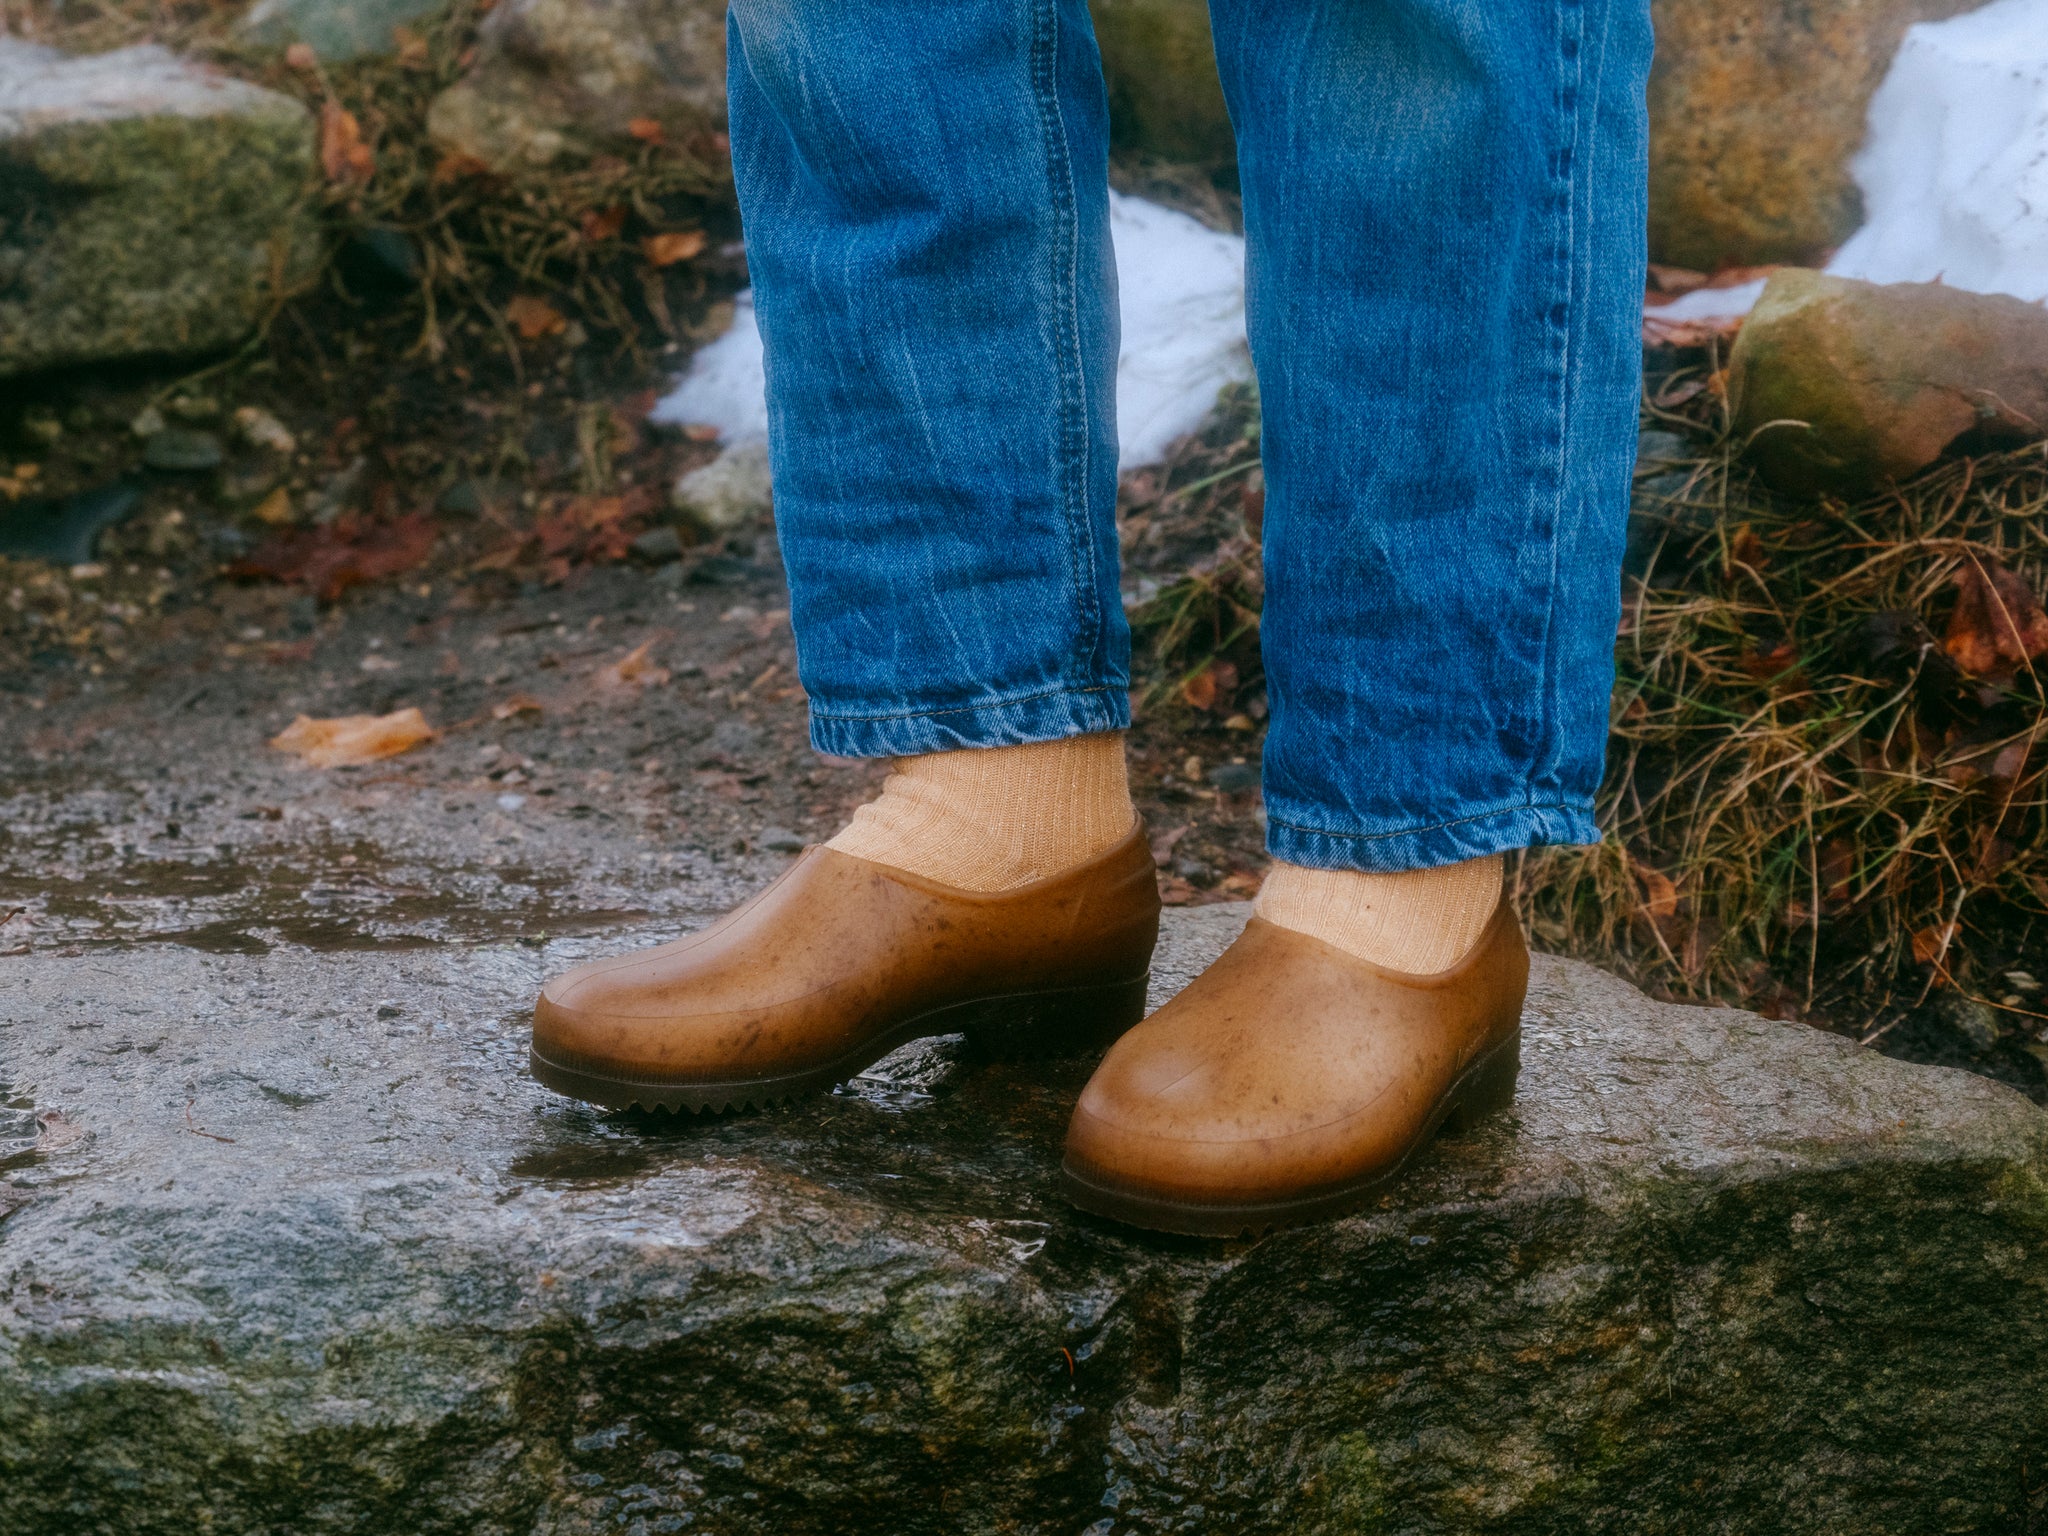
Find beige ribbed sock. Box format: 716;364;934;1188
826;732;1137;892
1254;855;1504;974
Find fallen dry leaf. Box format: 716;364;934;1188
1726;525;1767;574
228;511;436;602
433;151;494;184
1149;823;1192;867
505;294;567;340
319;100;375;185
1646;263;1712;299
581;205;627;243
642;230;707;268
1651;376;1707;409
1819;838;1856;911
1641;312;1742;348
1177;660;1238;712
251;486;295;526
626;116;665;142
1912;922;1961;968
1634;862;1681;920
1738;641;1799;681
271;708;437;768
598;639;671;689
492;693;543;720
1943;556;2048;682
1990;740;2030;782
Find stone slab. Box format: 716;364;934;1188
4;902;2047;1533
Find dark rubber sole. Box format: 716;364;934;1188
1060;1027;1522;1238
529;971;1152;1113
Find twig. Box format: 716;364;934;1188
184;1101;236;1145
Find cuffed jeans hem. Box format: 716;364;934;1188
808;683;1131;758
1265;800;1601;874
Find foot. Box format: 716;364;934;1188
531;826;1160;1112
1061;899;1527;1236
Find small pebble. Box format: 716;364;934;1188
757;827;805;852
1207;762;1261;794
437;479;487;516
631;526;685;564
142;429;223;473
233;406;297;455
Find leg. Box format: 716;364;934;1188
1065;0;1653;1234
728;0;1126;755
730;0;1138;891
1221;0;1651;874
529;0;1159;1112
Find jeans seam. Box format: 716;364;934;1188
1029;0;1102;686
1531;0;1588;815
1265;802;1590;845
811;681;1118;725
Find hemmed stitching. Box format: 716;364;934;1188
1266;800;1594;847
810;681;1123;726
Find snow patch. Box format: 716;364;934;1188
653;294;766;446
652;192;1249;470
1644;0;2048;325
1830;0;2048;302
1105;193;1250;465
1647;277;1771;324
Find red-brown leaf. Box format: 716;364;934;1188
505;295;567;341
1943;556;2048;681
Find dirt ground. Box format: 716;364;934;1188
0;278;1273;971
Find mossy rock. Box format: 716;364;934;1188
1647;0;1982;270
1730;268;2048;497
1089;0;1235;167
1093;0;1987;269
0;41;320;380
240;0;456;63
423;0;727;173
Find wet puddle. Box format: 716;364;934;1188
0;1079;36;1173
0;828;649;953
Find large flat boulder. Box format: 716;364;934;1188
0;40;321;380
4;902;2046;1533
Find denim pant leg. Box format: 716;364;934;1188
1209;0;1653;871
725;0;1127;757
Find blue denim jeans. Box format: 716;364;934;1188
726;0;1652;872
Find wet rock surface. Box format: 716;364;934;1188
5;891;2048;1527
